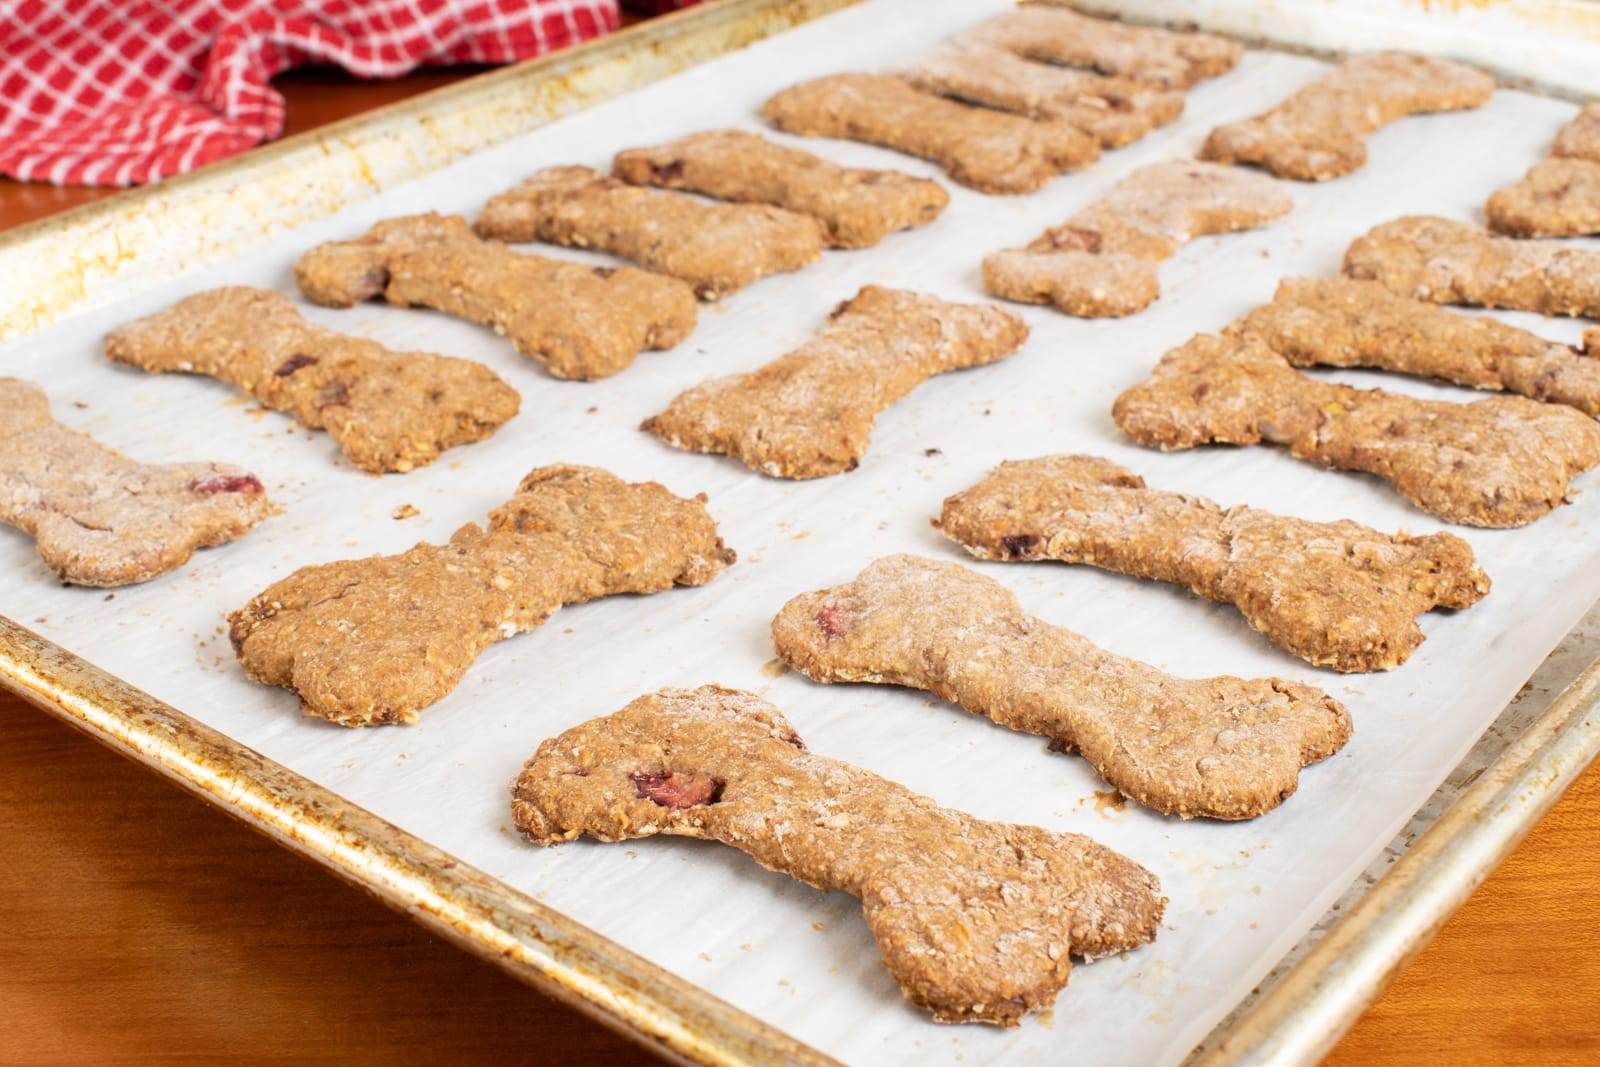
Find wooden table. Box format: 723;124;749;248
3;55;1599;1067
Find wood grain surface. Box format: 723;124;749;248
2;47;1598;1067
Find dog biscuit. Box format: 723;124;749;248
106;287;519;473
1237;277;1600;414
511;683;1164;1026
761;73;1098;195
1;377;268;586
613;128;948;249
1112;332;1600;527
294;213;696;380
901;40;1184;148
773;555;1350;818
1343;215;1600;318
983;160;1292;317
967;5;1241;89
1200;52;1493;181
1554;102;1600;162
1488;140;1600;238
474;165;823;298
643;286;1028;479
939;455;1489;672
230;466;734;726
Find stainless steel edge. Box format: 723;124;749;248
1191;657;1600;1065
0;0;863;342
0;616;840;1067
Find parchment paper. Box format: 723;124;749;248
3;2;1596;1063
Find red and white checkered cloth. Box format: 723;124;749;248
0;0;698;187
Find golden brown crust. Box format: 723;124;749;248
104;287;520;474
612;129;948;249
1200;52;1494;181
1553;102;1600;162
1112;332;1600;528
760;73;1097;195
900;40;1184;148
0;377;269;586
642;286;1028;479
938;455;1490;672
510;683;1165;1026
1342;215;1600;318
474;165;822;298
982;160;1292;318
293;213;696;380
1237;277;1600;415
1487;155;1600;238
970;5;1242;89
229;466;734;726
772;554;1350;818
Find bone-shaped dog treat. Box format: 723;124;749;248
939;456;1489;672
1112;332;1600;527
511;683;1165;1025
105;287;520;474
612;129;948;249
642;286;1028;479
982;160;1292;317
967;5;1242;89
1343;216;1600;319
1200;53;1493;181
900;40;1184;149
1236;277;1600;415
773;555;1351;818
1487;103;1600;237
229;466;734;726
0;377;269;586
294;213;696;381
760;73;1098;195
474;165;823;299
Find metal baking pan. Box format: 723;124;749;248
3;2;1599;1063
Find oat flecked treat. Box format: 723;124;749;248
982;160;1292;318
1112;333;1600;528
105;287;520;474
511;683;1165;1025
643;286;1028;479
0;377;268;586
294;213;696;380
612;129;948;249
1486;158;1600;238
230;466;734;726
966;5;1242;89
939;456;1490;672
1554;102;1600;161
1200;53;1493;181
474;165;823;299
1237;277;1600;415
1342;215;1600;319
901;40;1184;149
760;73;1098;195
773;555;1351;818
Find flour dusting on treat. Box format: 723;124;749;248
1112;333;1600;528
511;684;1165;1026
613;129;948;249
773;555;1350;818
1237;277;1600;415
0;377;268;586
761;73;1097;195
967;4;1241;89
474;165;822;299
1200;52;1493;181
106;287;520;474
294;213;696;381
643;286;1028;479
982;160;1292;318
901;40;1184;148
1342;215;1600;319
229;466;734;727
940;456;1490;672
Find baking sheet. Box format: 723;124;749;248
2;2;1597;1063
